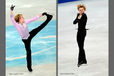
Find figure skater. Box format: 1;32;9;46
10;5;53;72
73;4;87;67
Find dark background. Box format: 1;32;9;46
0;0;5;76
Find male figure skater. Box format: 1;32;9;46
73;4;87;67
10;5;53;72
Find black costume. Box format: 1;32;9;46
73;13;87;67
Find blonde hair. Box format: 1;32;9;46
77;4;86;11
14;14;22;23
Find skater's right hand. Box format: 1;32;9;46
10;4;15;11
39;14;42;17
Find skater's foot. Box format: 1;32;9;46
47;14;53;21
28;68;33;72
83;62;87;64
77;62;82;67
27;66;33;72
42;12;53;20
77;61;87;67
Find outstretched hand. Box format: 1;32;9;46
39;14;42;17
10;4;15;11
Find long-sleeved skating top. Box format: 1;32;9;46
73;13;87;30
10;14;39;39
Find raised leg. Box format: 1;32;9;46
29;13;53;40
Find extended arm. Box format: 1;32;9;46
10;5;18;26
10;4;20;30
25;14;42;24
10;11;18;26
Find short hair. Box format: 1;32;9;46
77;4;86;11
14;14;22;23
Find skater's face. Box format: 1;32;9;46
19;15;24;23
78;7;85;14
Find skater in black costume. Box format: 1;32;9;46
10;5;53;72
73;4;87;67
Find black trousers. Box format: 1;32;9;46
22;16;52;69
77;29;87;64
